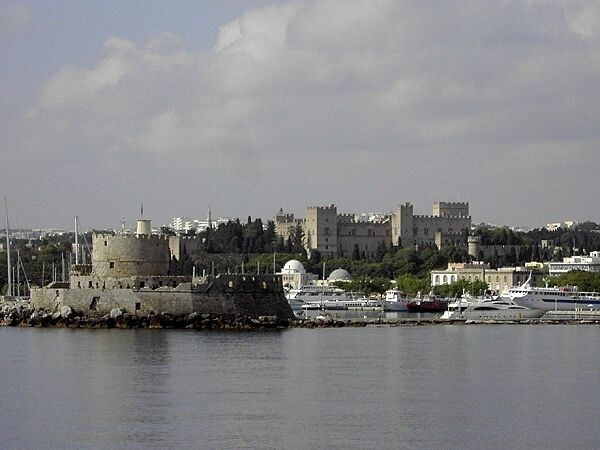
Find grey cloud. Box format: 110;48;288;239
3;0;600;228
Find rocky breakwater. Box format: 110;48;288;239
0;300;293;330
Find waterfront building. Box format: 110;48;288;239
431;262;548;293
549;251;600;276
275;201;471;258
278;259;318;290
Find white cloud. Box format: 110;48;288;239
5;0;600;227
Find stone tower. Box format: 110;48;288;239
92;219;171;278
392;203;414;247
304;204;338;257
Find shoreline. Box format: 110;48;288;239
2;301;600;329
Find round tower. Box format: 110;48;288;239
92;219;171;278
468;235;481;259
136;219;151;237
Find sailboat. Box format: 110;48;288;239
3;197;13;300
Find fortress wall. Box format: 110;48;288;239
31;275;293;319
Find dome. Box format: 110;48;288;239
282;259;306;274
328;268;352;281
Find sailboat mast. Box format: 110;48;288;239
4;197;12;297
75;216;79;265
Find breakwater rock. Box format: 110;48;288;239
0;300;293;330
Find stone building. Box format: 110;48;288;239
276;201;471;258
431;262;548;294
31;218;293;319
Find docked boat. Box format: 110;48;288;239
300;297;382;311
381;289;410;311
507;276;600;311
407;294;449;313
440;297;545;321
287;284;368;310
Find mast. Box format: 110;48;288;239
4;197;12;297
75;216;79;265
16;249;20;297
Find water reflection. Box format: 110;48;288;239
1;326;600;449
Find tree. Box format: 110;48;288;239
395;273;430;296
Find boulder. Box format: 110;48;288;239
60;305;74;319
110;308;125;319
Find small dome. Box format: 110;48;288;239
282;259;306;274
328;268;352;281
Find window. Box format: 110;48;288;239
135;302;141;311
104;241;107;246
109;262;114;269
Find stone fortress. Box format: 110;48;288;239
31;218;293;319
275;202;471;258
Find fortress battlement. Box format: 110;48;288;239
434;201;469;207
307;204;336;211
93;232;170;241
414;214;471;220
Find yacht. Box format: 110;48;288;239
381;289;410;311
441;297;545;321
507;277;600;311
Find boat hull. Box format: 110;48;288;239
381;300;409;312
407;300;448;313
510;295;600;311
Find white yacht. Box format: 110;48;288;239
441;297;545;321
381;289;410;311
507;277;600;311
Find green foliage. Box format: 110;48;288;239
394;273;430;296
433;278;489;298
331;277;392;296
546;271;600;292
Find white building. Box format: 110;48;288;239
278;260;318;290
549;251;600;276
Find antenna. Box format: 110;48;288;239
141;202;144;217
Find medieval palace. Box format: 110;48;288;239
275;202;471;258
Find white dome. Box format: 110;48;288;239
328;268;352;281
282;259;306;274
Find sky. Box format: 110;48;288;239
1;0;599;230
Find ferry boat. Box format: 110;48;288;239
381;289;410;311
440;297;545;321
300;297;382;311
507;277;600;311
287;285;368;310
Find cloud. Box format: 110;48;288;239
0;2;32;34
6;0;600;227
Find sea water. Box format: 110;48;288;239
1;325;599;449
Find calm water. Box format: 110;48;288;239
1;325;599;449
